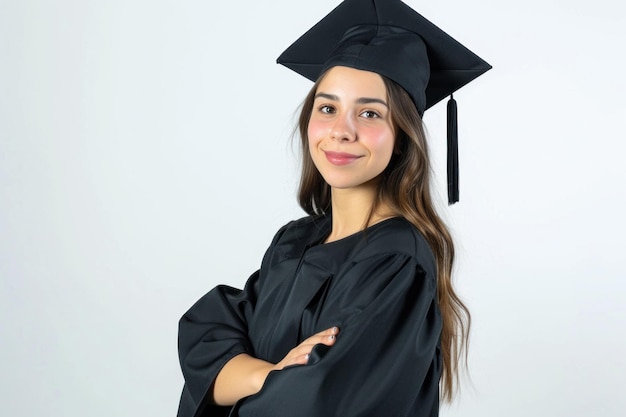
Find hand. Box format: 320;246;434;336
273;326;339;371
213;326;341;405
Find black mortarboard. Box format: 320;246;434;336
277;0;491;204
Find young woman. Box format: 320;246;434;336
176;1;490;416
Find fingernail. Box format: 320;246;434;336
305;353;310;361
328;335;335;341
332;326;338;333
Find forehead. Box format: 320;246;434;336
316;66;387;99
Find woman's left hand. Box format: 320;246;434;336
272;326;340;371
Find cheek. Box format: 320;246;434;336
307;121;326;167
366;128;395;156
307;119;328;146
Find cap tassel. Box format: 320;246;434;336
447;94;459;205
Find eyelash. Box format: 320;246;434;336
360;110;380;119
317;105;381;119
319;105;335;114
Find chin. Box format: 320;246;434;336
321;174;380;190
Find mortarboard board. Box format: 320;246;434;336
277;0;491;204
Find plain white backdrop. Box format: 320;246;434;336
1;0;625;416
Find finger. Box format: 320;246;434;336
308;332;338;347
278;349;310;369
320;332;337;344
301;328;338;346
305;327;339;342
323;326;339;336
320;326;339;343
286;352;310;367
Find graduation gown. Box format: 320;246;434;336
177;215;442;417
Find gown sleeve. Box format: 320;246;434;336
177;276;259;417
235;251;442;417
176;224;291;417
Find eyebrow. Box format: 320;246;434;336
314;92;388;108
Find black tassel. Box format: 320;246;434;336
447;94;459;205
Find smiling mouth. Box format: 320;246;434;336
323;150;362;166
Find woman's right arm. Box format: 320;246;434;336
211;327;340;406
211;354;274;406
178;224;293;417
178;283;260;417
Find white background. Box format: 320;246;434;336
1;0;625;416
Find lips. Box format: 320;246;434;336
323;150;362;166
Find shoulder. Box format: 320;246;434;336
264;215;330;259
372;217;432;255
357;217;436;272
271;214;330;243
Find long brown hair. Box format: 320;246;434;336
296;71;470;402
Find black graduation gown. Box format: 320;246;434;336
177;215;442;417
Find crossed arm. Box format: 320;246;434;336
211;327;340;406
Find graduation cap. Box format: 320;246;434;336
277;0;491;204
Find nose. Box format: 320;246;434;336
330;113;356;142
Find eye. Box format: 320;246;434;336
318;105;335;114
360;110;381;119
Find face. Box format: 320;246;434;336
307;66;395;190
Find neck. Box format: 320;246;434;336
325;181;395;243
